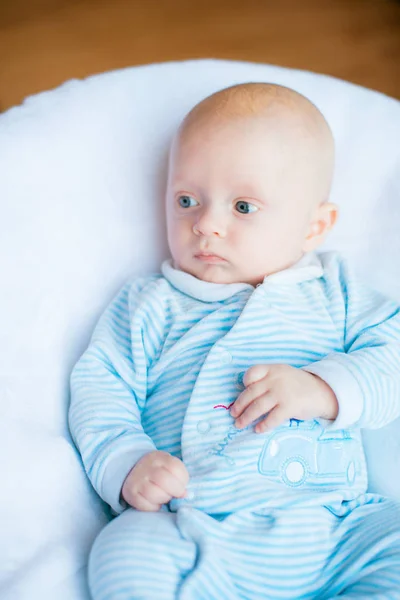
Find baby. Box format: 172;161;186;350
69;83;400;599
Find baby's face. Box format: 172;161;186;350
166;115;330;285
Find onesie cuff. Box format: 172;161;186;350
101;443;156;514
302;355;364;430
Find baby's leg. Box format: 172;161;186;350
318;498;400;599
88;507;197;600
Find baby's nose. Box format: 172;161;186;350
193;207;227;237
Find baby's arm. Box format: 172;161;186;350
69;280;163;514
303;257;400;430
232;256;400;433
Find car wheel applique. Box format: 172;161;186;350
281;455;309;487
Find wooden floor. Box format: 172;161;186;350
1;0;399;111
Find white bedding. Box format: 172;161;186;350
0;58;399;600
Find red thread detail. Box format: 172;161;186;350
213;402;234;410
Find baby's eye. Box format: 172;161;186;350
235;200;258;214
178;195;198;208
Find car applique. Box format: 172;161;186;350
258;419;360;488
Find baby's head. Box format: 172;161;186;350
166;82;337;285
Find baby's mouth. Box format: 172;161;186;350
194;252;227;264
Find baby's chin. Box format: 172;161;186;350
186;262;255;285
198;272;234;284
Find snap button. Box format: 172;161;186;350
197;420;211;434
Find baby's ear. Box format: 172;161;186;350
303;202;338;252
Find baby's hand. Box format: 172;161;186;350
230;364;338;433
122;450;189;511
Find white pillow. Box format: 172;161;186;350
1;59;399;599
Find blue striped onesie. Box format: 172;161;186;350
69;251;400;599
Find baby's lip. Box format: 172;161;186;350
194;252;226;263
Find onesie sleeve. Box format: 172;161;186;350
69;279;157;514
304;257;400;431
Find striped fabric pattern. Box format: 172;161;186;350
87;498;400;599
69;251;400;516
69;250;400;599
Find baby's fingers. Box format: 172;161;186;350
233;394;277;430
231;378;270;419
256;405;288;434
243;364;270;387
132;489;163;512
152;466;187;499
163;454;190;488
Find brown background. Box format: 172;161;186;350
1;0;399;112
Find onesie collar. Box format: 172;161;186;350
161;252;324;302
161;261;253;302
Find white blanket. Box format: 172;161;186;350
0;58;399;600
